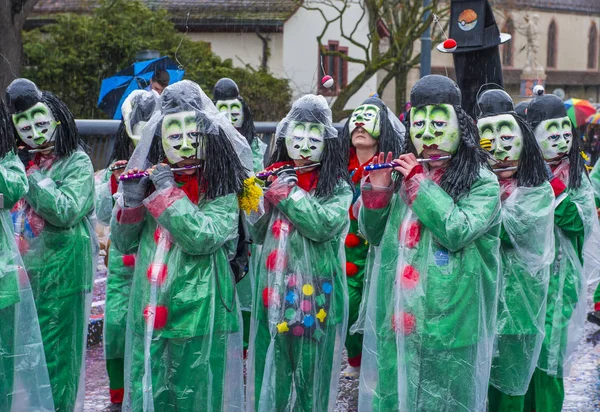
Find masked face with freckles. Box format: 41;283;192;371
285;121;325;163
534;116;573;161
409;104;460;157
478;114;523;163
216;99;244;128
161;111;205;166
12;102;57;149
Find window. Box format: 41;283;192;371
547;20;557;69
318;41;348;96
588;23;598;69
502;18;515;66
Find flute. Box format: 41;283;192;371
109;164;127;172
119;164;202;181
364;155;452;172
493;166;518;173
255;163;321;180
28;146;55;154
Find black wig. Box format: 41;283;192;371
476;89;547;188
150;110;247;199
213;78;256;145
528;94;586;189
0;99;15;158
109;121;130;166
408;75;489;202
342;96;406;158
268;95;349;198
5;78;80;157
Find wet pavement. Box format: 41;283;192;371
84;255;600;411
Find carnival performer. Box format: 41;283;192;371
247;94;352;411
95;90;158;406
357;75;501;411
111;80;249;411
522;93;599;412
0;97;54;411
6;78;97;411
587;160;600;327
341;96;405;378
213;77;266;357
475;89;554;410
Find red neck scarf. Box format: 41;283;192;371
174;173;200;205
268;161;320;192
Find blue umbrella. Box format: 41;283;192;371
98;56;185;119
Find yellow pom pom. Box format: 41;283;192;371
238;177;263;214
581;151;590;162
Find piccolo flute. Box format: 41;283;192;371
119;164;202;181
364;155;452;171
255;163;321;180
29;146;55;154
109;164;127;172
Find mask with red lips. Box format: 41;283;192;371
409;104;460;155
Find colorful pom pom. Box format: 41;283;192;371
346;262;359;277
143;305;168;329
266;249;288;272
399;265;420;289
272;219;291;239
345;233;362;248
122;254;136;267
322;75;334;89
443;38;457;52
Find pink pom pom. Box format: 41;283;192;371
322;75;334;89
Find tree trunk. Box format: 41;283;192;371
330;67;379;121
394;68;409;115
0;0;40;93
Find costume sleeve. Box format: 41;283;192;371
95;168;113;226
143;186;239;255
589;160;600;201
110;199;146;255
24;151;95;228
0;151;28;209
266;180;352;243
411;170;500;253
358;183;395;246
554;194;585;238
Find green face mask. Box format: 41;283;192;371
12;102;58;149
477;114;523;162
284;121;325;162
409;104;460;155
534;116;573;160
161;111;205;164
216;99;244;128
349;104;381;138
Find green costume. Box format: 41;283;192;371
358;166;501;411
1;151;54;411
95;169;135;402
13;150;96;411
588;161;600;310
248;177;352;411
488;182;554;400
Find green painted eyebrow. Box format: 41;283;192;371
309;125;323;134
184;115;196;126
431;105;450;116
165;119;182;128
31;107;47;117
413;107;427;117
546;121;560;130
230;103;241;110
497;120;516;132
561;119;571;129
14;113;28;123
480;124;494;134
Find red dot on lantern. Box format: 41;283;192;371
346;262;359;277
345;233;361;248
146;263;168;286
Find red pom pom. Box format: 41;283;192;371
266;249;288;272
143;305;168;329
391;312;416;335
153;227;172;250
400;221;421;249
146;263;168;286
262;287;280;308
399;265;420;289
271;219;291;239
443;38;457;52
345;233;362;248
346;262;359;277
122;254;136;267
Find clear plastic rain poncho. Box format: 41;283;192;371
1;151;54;411
246;95;352;411
111;80;250;411
357;166;501;411
489;181;555;396
537;160;600;377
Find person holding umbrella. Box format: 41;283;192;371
6;78;97;411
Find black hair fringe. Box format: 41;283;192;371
513;115;548;187
108;121;133;166
41;92;80;157
268;137;350;199
0;99;15;158
150;113;248;199
567;125;586;189
239;97;256;146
